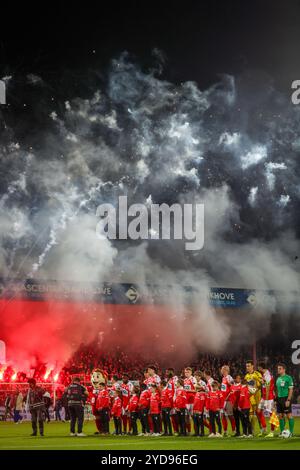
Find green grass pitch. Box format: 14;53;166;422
0;419;299;450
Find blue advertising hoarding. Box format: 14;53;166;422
0;278;282;309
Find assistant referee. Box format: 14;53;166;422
275;363;294;437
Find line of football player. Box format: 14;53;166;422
88;361;294;438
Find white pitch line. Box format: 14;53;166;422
0;439;168;450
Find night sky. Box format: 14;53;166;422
1;1;300;94
0;1;299;283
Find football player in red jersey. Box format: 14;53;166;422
160;380;173;436
111;390;122;435
194;370;211;433
194;370;207;389
127;386;140;435
206;381;223;437
138;383;151;435
120;374;133;434
165;368;178;395
109;375;120;396
220;365;236;435
108;375;120;410
227;374;242;437
193;384;207;436
183;367;197;433
165;368;178;434
149;384;161;435
144;365;161;388
238;379;252;437
203;370;215;392
144;366;160;433
96;382;110;434
174;378;188;436
257;362;276;437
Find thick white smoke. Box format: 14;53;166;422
0;53;299;364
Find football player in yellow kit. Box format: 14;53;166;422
244;360;263;435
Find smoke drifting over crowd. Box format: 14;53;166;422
0;54;299;369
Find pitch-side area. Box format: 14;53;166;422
0;419;299;450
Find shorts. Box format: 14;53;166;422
258;399;274;415
276;397;292;415
249;394;261;413
223;401;233;416
250;394;261;406
186;404;193;416
121;407;130;416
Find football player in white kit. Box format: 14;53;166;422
257;362;276;437
144;365;161;388
183;367;197;434
220;365;236;436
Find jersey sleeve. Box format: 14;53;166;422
264;370;271;384
254;371;263;387
288;376;294;388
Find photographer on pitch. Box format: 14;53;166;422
27;378;46;436
66;377;88;436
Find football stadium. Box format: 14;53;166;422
0;281;299;449
0;0;300;457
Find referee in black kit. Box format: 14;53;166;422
66;377;89;436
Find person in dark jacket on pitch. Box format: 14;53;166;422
62;389;70;421
55;398;63;421
27;379;46;436
66;377;88;436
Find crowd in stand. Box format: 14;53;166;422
1;342;299;391
61;344;299;392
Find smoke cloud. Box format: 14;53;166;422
0;53;299;369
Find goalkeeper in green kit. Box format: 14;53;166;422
275;363;294;437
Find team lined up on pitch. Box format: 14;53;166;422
26;361;295;439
